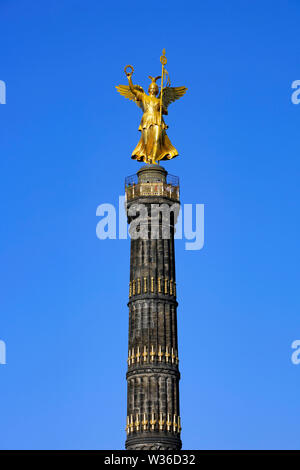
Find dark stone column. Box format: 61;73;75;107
125;165;182;450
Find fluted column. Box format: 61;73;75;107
125;165;182;450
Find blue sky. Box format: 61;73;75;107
1;0;300;450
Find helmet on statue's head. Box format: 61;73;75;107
148;76;160;96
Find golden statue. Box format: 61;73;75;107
116;49;187;164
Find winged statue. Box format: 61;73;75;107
116;51;187;164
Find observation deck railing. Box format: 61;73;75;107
125;173;179;202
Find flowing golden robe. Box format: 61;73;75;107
132;90;178;164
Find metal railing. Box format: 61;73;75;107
125;174;179;201
125;181;179;201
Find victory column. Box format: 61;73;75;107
116;50;187;450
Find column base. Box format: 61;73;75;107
126;433;182;450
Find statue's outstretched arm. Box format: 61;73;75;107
127;74;140;99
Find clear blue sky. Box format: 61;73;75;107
1;0;300;450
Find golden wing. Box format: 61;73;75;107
159;86;187;109
115;84;144;109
